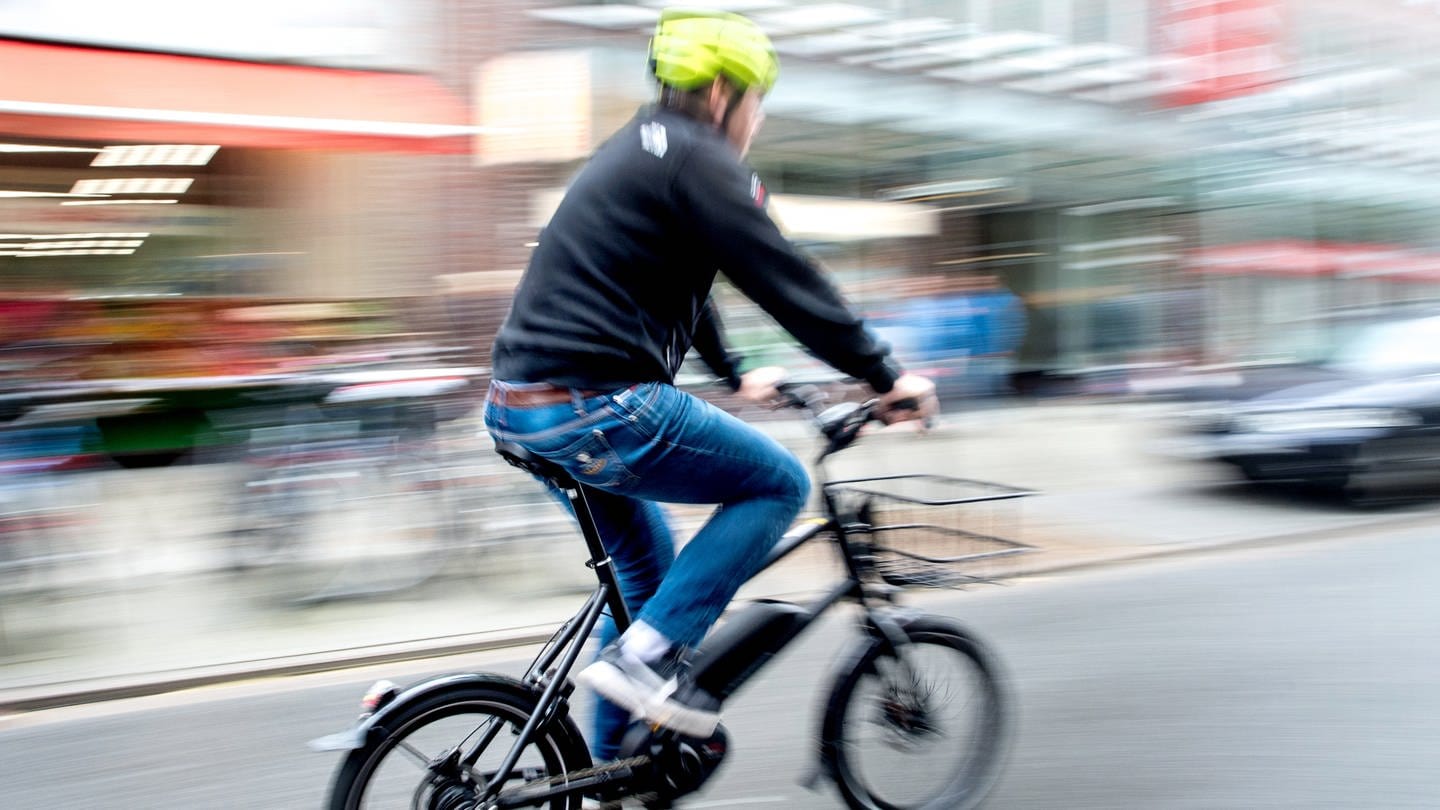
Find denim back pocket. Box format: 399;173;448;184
605;382;664;427
549;427;634;489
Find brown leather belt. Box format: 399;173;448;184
489;385;604;408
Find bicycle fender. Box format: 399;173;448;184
308;672;540;752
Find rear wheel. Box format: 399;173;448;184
326;679;590;810
822;617;1008;810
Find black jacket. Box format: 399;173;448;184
491;106;901;393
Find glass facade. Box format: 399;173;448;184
505;0;1440;383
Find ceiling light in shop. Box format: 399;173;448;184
60;199;180;206
0;144;101;153
17;249;137;257
25;240;143;249
70;178;192;195
0;190;107;198
91;145;219;167
28;232;151;239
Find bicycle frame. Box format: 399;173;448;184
313;388;948;809
474;481;630;800
468;399;915;807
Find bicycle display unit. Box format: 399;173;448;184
312;383;1035;809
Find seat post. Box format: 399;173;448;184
493;440;633;633
563;482;633;634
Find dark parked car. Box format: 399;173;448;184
1166;311;1440;499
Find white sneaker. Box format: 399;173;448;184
576;644;720;738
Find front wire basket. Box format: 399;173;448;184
824;474;1036;588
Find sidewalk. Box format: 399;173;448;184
2;399;1436;711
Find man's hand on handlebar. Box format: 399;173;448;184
877;373;939;425
737;366;788;405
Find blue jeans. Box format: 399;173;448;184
483;381;810;759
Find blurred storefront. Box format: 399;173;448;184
9;0;1440;388
0;13;483;469
0;29;477;378
8;0;1440;695
449;0;1440;391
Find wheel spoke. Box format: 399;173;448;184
395;739;433;769
459;716;506;769
828;625;1006;810
326;689;588;810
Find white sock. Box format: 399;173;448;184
620;620;673;664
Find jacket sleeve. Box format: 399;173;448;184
671;139;902;393
691;297;745;391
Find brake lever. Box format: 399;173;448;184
771;382;828;414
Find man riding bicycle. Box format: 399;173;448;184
484;7;937;762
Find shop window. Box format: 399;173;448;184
1072;0;1111;43
990;0;1045;33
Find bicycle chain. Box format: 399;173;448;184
545;754;651;786
487;755;657;807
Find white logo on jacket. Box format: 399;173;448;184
640;122;668;158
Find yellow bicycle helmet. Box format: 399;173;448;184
649;8;779;94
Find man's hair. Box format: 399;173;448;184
657;79;727;121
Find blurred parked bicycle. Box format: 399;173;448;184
219;367;572;608
218;369;472;606
0;420;105;650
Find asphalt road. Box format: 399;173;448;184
1;521;1437;809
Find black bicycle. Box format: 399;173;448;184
312;383;1034;809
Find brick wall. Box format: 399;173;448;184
412;0;582;366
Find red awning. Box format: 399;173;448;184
0;38;472;153
1187;240;1440;283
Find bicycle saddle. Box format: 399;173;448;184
493;441;575;484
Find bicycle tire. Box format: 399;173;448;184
326;677;590;810
821;616;1009;810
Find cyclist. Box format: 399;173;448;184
484;7;937;760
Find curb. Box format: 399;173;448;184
2;505;1431;716
0;627;560;714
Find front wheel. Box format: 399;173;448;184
821;617;1009;810
326;679;590;810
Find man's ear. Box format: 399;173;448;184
706;78;732;127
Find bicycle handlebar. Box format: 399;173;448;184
771;381;918;462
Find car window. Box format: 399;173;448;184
1327;316;1440;375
